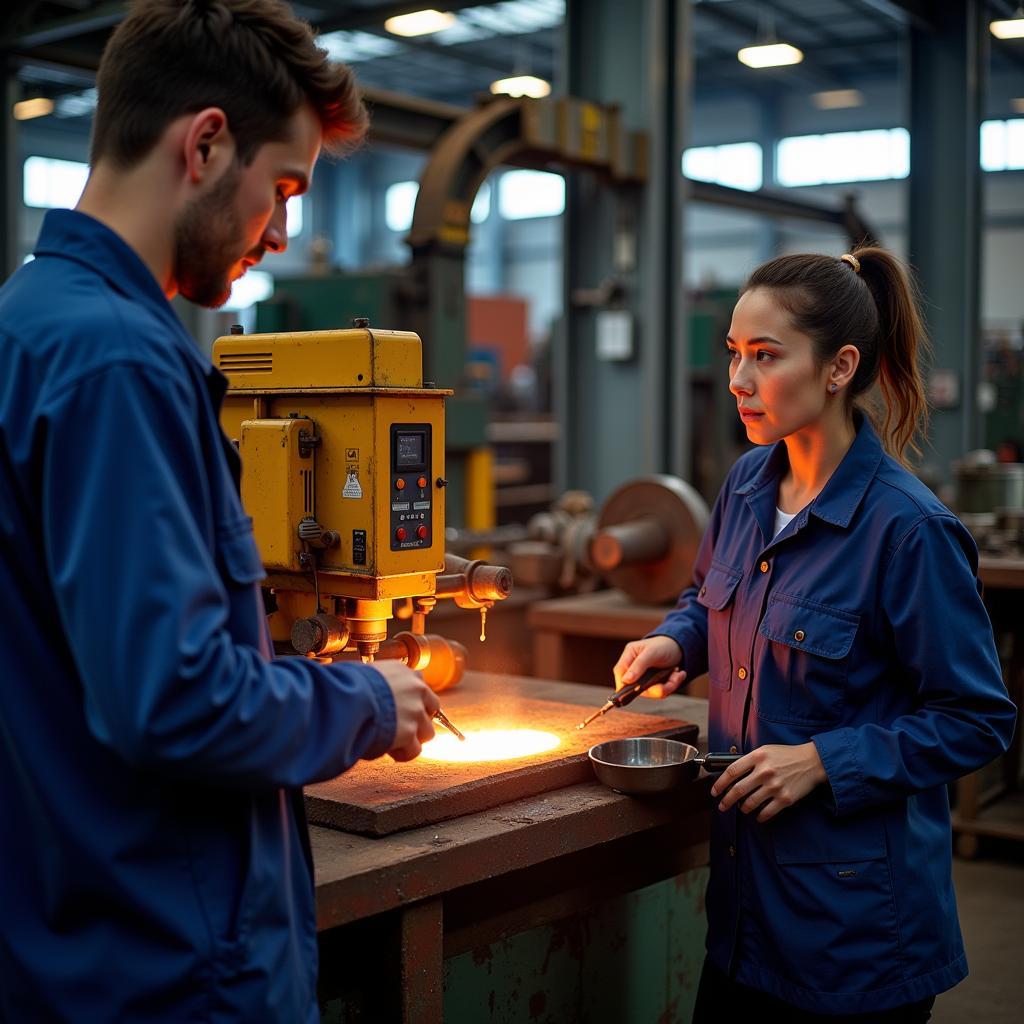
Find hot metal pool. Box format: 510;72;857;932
305;671;698;836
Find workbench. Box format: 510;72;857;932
527;590;710;697
312;673;711;1023
953;556;1024;857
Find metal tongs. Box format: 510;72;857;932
433;707;466;741
576;665;677;730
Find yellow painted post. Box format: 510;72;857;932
465;445;495;560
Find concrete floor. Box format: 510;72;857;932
932;841;1024;1023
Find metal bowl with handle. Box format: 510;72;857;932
588;738;741;795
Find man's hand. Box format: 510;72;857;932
370;661;441;762
612;636;686;699
710;742;827;823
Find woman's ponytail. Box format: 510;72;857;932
852;246;931;463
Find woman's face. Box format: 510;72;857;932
726;287;832;446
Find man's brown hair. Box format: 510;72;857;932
91;0;368;168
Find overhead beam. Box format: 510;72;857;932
309;0;506;35
1;1;125;51
691;1;846;91
851;0;936;32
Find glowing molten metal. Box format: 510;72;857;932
420;729;560;762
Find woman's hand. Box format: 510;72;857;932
711;742;827;822
612;636;686;699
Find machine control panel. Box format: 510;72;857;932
390;423;433;551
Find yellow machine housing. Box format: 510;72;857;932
217;326;449;595
213;323;512;678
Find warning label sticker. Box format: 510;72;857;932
342;471;363;499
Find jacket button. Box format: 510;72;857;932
728;845;736;857
737;666;747;680
759;560;769;573
794;629;806;642
700;585;707;596
729;745;738;754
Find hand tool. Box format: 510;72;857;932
433;707;466;741
576;665;678;730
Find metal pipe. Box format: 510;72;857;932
589;517;670;571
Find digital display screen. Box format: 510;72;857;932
396;432;425;468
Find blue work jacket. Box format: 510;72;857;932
651;415;1016;1014
0;210;397;1022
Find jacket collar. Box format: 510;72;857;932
33;209;210;374
735;412;884;535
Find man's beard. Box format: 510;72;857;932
172;161;250;308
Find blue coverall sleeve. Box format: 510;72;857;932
642;474;732;680
812;513;1017;816
41;363;397;788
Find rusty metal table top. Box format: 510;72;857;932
311;672;709;932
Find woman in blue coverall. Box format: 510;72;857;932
614;247;1016;1023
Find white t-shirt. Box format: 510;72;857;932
773;507;798;538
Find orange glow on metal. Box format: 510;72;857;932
420;729;560;762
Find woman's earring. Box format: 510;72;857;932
829;383;838;393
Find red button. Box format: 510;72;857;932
395;478;406;490
417;476;427;488
395;527;407;541
417;525;428;540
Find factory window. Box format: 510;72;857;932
24;157;306;234
286;195;303;237
981;119;1024;171
223;269;274;311
23;156;89;209
683;142;763;191
385;180;492;232
498;169;564;220
776;128;909;187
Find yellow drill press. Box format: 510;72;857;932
214;319;511;690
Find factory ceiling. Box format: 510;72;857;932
3;0;1023;117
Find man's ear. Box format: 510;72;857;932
182;107;234;185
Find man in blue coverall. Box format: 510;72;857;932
0;2;441;1019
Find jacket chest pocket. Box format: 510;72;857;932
216;516;266;589
756;593;859;724
215;516;268;648
697;564;743;690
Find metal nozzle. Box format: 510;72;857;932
433;708;466;741
576;700;614;730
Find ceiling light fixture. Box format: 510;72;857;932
490;74;551;98
384;9;456;37
13;97;54;121
813;88;864;110
738;42;804;68
991;4;1024;38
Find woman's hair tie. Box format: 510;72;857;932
840;253;861;274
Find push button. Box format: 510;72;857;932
416;525;428;540
759;560;769;573
395;527;407;542
395;478;406;490
794;629;806;642
737;666;748;681
417;476;427;488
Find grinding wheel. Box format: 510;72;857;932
593;475;709;604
